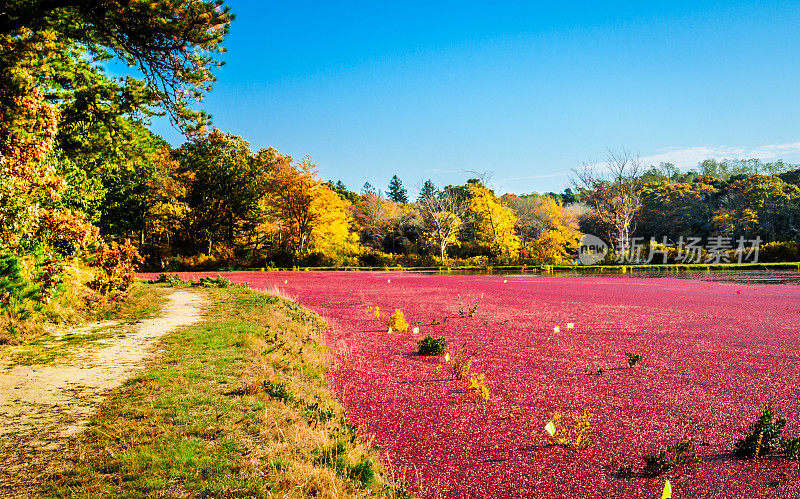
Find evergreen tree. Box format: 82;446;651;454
362;182;376;195
418;179;437;201
387;175;408;203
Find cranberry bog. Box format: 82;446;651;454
142;271;800;498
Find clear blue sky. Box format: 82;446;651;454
150;1;800;195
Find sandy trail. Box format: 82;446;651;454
0;290;207;495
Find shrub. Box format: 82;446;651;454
642;437;698;476
151;273;186;286
262;380;294;403
735;405;786;459
469;373;490;401
0;253;44;323
548;409;592;450
782;437;800;460
195;274;244;288
417;335;447;356
625;351;644;368
757;241;800;263
386;309;408;331
88;239;142;295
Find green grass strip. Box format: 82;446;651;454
41;285;410;498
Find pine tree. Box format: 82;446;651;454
418;179;437;201
361;182;376;195
387;175;408;203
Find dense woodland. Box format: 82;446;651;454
2;1;800;335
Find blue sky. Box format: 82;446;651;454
150;1;800;195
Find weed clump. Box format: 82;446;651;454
643;437;699;476
417;335;447;356
625;351;645;368
262;380;294;403
457;294;483;317
151;273;186;286
449;344;477;380
547;409;592;450
196;274;245;288
469;373;490;401
584;365;604;375
386;309;408;332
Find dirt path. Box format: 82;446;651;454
0;290;207;495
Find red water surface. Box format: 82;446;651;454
140;271;800;498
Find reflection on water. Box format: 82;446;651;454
409;268;800;284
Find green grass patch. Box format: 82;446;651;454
91;281;167;323
41;285;410;498
9;324;121;366
3;283;165;366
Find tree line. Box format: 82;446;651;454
2;0;800;293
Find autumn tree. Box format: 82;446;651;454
176;130;268;254
355;193;401;250
465;183;521;260
265;157;359;260
573;148;644;246
716;175;800;241
307;187;360;261
636;179;718;240
143;146;193;247
419;187;465;260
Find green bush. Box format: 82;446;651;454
0;253;44;323
782;437;800;460
417;335;447;356
195;274;245;288
757;241;800;262
262;380;294;403
625;351;644;368
151;273;186;286
642;437;698;476
735;405;786;458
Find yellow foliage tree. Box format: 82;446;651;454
466;184;521;259
145;146;193;245
504;193;580;264
265;156;359;261
308;184;361;259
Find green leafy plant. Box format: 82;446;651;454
549;409;592;450
0;253;44;323
642;437;699;476
468;293;483;317
735;405;786;459
625;351;644;368
458;294;483;317
417;335;447;356
781;437;800;460
262;380;294;403
195;274;245;288
584;365;604;375
151;273;186;286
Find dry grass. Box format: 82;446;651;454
38;285;411;498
